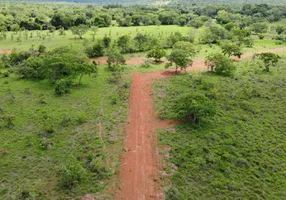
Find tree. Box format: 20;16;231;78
117;35;132;53
254;52;281;72
107;49;126;69
134;33;150;52
77;61;97;85
16;56;46;80
70;25;89;39
231;28;251;46
172;93;216;124
201;26;230;44
147;48;166;62
276;26;285;35
94;14;111;27
205;53;236;76
173;41;196;57
167;41;196;73
252;23;268;34
188;17;204;28
221;43;243;58
90;26;98;41
85;40;104;58
167;50;192;74
224;22;235;31
165;32;189;48
38;45;46;53
103;35;111;48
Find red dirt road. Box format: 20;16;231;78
115;59;207;200
0;49;11;54
115;46;286;200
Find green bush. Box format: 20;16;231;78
54;79;72;96
2;72;9;77
140;61;151;68
38;45;46;53
60;163;85;189
206;53;236;76
174;93;216;123
88;158;111;180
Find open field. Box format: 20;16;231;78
0;24;285;59
0;26;190;51
0;66;130;199
154;54;286;199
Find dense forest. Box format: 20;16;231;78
0;2;285;31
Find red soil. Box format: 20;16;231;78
0;49;12;54
91;57;149;65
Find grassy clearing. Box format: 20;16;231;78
0;66;130;199
0;26;191;51
0;24;285;60
154;56;286;199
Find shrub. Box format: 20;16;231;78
60;163;85;189
205;53;236;76
254;52;281;72
88;158;111;179
147;48;166;62
2;115;15;128
38;45;46;53
2;72;9;77
140;61;151;68
85;41;105;58
258;34;265;40
54;79;72;96
170;93;216;124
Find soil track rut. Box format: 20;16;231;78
115;46;286;200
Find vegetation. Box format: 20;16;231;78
205;53;236;76
154;55;286;199
0;1;286;199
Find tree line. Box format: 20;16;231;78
0;3;285;31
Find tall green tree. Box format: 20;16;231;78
70;25;89;39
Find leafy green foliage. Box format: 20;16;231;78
251;22;268;34
167;41;196;73
221;42;243;58
107;49;126;69
85;40;105;58
255;52;281;72
205;53;236;76
166;93;216;123
200;26;230;44
60;163;86;189
54;79;73;96
147;48;166;62
276;25;286;35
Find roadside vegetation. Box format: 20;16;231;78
154;53;286;199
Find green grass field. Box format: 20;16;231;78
154;55;286;199
0;26;191;51
0;24;284;60
0;66;131;199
